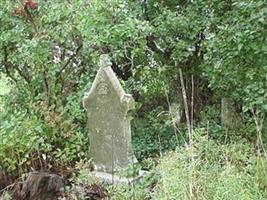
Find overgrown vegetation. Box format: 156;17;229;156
108;137;266;200
0;0;266;199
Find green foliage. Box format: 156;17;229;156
132;107;181;160
0;76;10;115
117;163;142;178
63;168;106;200
0;112;47;172
152;133;266;200
110;132;267;199
0;2;266;197
1;192;12;200
0;77;10;95
110;173;158;200
203;0;267;114
0;109;88;173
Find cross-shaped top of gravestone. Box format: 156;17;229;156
83;54;138;173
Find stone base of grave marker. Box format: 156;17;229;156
91;170;147;184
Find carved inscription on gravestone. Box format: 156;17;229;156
83;55;138;173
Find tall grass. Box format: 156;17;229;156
110;130;267;200
152;132;267;200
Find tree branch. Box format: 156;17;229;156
55;44;83;84
179;68;192;145
43;69;51;106
2;46;31;84
15;65;31;84
19;0;37;33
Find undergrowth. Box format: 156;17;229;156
109;131;267;200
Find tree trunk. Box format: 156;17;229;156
20;172;63;200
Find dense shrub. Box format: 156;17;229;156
0;109;89;174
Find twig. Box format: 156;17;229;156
191;75;194;132
55;44;83;84
0;181;24;194
43;69;50;106
3;46;31;84
18;0;38;33
252;109;266;158
15;65;31;84
158;134;162;158
179;67;194;200
179;68;192;146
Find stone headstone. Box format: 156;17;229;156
221;98;241;128
83;55;138;173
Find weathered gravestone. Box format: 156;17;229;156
83;55;139;181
